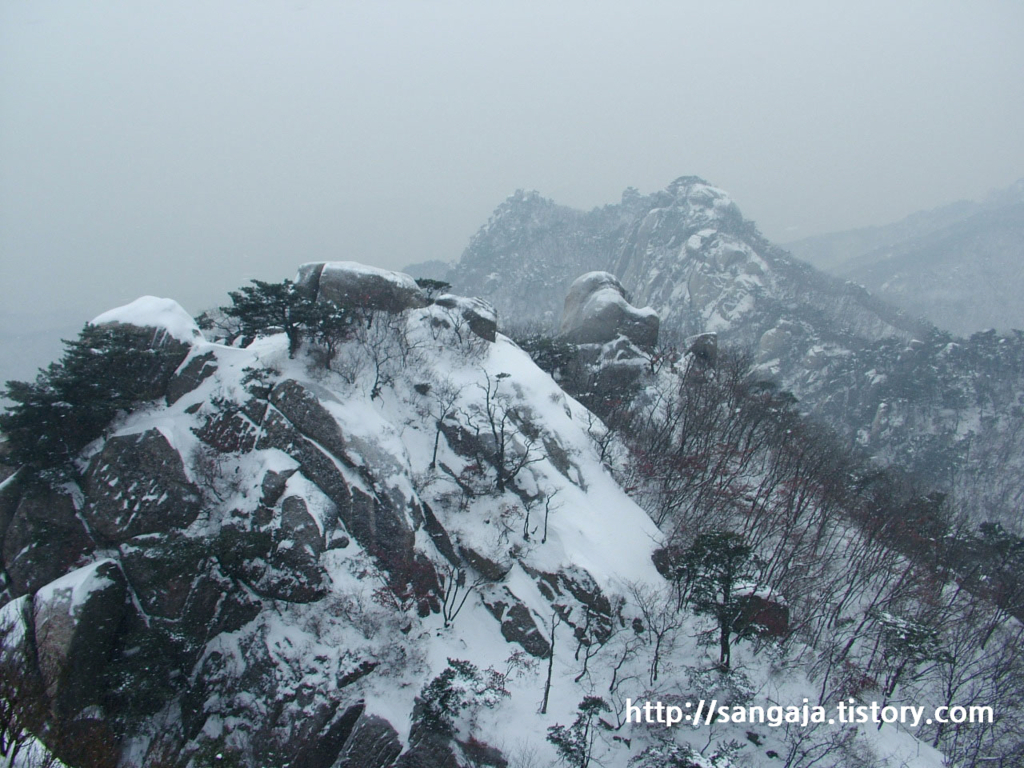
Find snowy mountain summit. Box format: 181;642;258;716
444;177;1024;537
0;259;1005;767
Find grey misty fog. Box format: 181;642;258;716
2;1;1024;385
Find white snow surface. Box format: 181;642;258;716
91;296;202;343
308;260;421;291
34;559;117;614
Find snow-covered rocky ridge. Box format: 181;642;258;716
437;177;1024;535
443;177;928;354
0;263;975;768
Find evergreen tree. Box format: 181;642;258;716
415;278;451;301
221;279;311;357
546;696;610;768
1;324;185;475
679;531;761;670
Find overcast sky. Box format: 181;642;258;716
2;0;1023;333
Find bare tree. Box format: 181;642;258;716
0;615;56;768
428;378;463;470
438;564;484;628
539;611;561;715
629;582;685;685
475;371;542;493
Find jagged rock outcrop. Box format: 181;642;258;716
559;271;659;349
3;485;93;596
83;429;203;543
434;294;498;342
525;565;615;646
481;586;551;658
443;177;1024;534
335;714;403;768
166;350;217;405
6;258;975;767
264;495;329;602
445;177;927;351
551;272;659;414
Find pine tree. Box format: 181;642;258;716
679;531;761;670
221;279;310;357
1;324;186;475
546;696;610;768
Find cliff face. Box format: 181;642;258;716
0;277;670;767
0;265;958;768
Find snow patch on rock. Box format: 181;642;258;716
92;296;202;343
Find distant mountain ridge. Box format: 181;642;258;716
437;177;1024;534
785;179;1024;335
443;177;930;347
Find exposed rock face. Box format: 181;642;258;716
83;429;203;543
459;544;511;582
559;272;659;349
737;592;790;638
458;739;509;768
0;276;663;768
3;486;93;597
442;178;1024;535
32;560;127;719
481;586;551;658
397;739;462;768
686;332;718;368
265;495;328;602
296;261;427;313
554;274;659;415
434;294;498;342
527;566;615;645
119;531;209;619
335;714;403;768
166;350;217;405
265;379;417;567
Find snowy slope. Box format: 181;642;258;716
0;281;964;768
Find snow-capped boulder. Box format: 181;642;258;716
686;332;718;368
434;294;498;342
90;296;200;400
296;261;428;313
92;296;203;344
83;429;203;543
559;271;659;349
757;325;795;363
